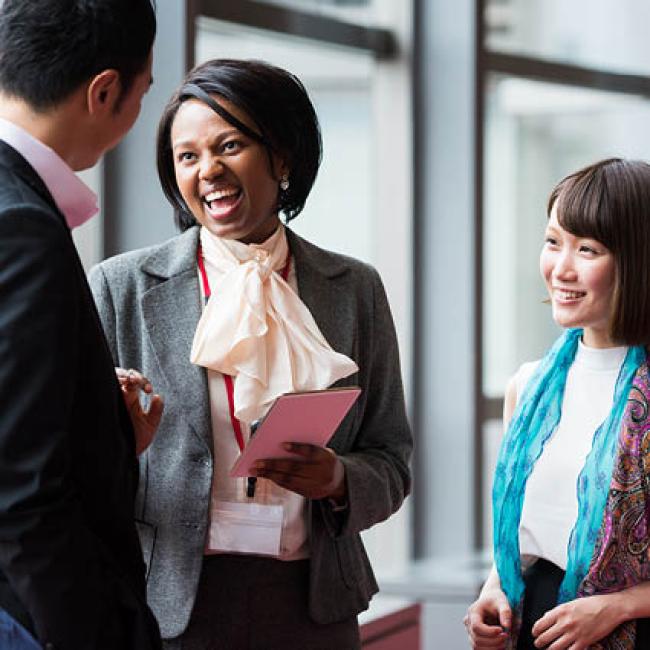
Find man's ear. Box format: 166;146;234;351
86;69;121;115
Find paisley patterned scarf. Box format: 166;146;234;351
493;328;650;648
578;362;650;648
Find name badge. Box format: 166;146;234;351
208;500;283;556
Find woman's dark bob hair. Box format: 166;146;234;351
157;58;322;231
548;157;650;347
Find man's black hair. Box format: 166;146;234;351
0;0;156;110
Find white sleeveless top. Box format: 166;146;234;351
515;340;627;570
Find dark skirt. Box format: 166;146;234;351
517;558;650;649
163;554;360;650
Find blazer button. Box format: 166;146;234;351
45;643;57;650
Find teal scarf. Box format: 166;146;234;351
492;328;644;607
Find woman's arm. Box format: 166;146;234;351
254;266;412;532
503;374;518;430
532;582;650;649
325;267;412;534
464;375;518;648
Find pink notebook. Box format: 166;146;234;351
230;387;362;477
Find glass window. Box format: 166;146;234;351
482;74;650;398
485;0;650;76
251;0;377;26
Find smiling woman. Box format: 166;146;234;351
88;58;412;650
466;158;650;650
170;96;285;244
540;205;616;348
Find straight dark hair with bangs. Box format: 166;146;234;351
157;58;322;231
547;157;650;346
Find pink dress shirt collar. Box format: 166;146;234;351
0;117;98;229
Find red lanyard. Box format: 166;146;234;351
197;244;291;451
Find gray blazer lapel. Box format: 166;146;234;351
137;227;354;451
140;228;212;450
287;228;355;362
287;229;361;452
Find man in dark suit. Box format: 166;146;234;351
0;1;163;648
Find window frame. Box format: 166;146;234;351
190;0;397;66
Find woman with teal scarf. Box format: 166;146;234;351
465;158;650;649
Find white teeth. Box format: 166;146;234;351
556;290;586;300
205;188;239;203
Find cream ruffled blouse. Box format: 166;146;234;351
190;224;358;424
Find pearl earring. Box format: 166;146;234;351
280;174;290;191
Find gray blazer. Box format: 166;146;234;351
89;226;412;640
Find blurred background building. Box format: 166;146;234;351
74;0;650;646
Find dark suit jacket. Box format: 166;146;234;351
0;141;161;649
89;226;413;638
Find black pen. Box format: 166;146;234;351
246;420;260;498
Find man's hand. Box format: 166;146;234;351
115;367;164;456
